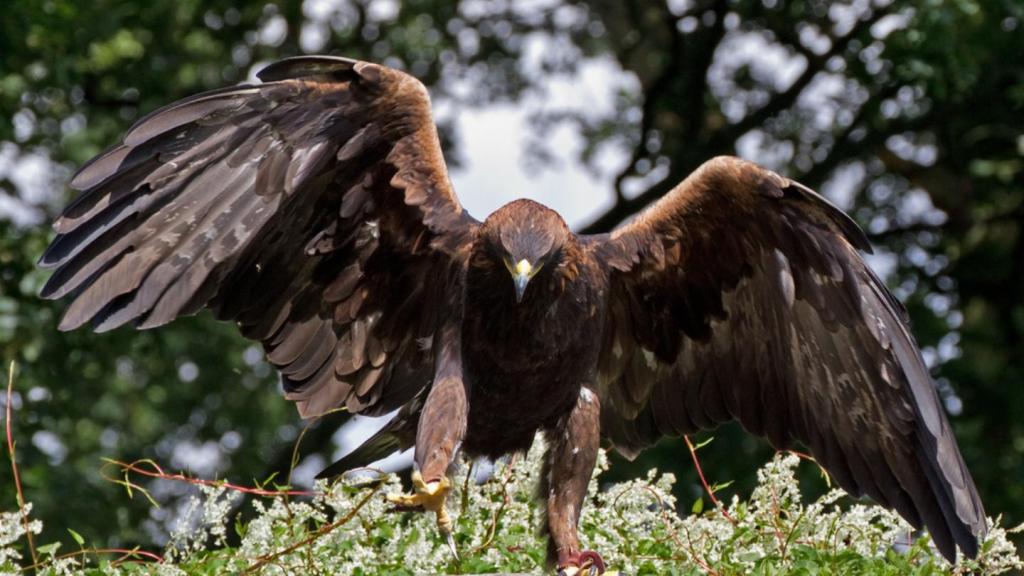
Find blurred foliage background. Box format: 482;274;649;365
1;0;1022;556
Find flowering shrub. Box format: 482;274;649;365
1;436;1021;575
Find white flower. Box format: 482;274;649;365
0;504;41;567
5;438;1023;575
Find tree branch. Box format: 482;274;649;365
611;4;688;201
588;1;728;232
866;205;1023;243
799;82;901;185
579;164;689;234
715;5;892;147
580;3;893;235
681;0;729;142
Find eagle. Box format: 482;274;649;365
39;56;986;574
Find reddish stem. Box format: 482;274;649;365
684;435;735;525
6;361;37;565
21;547;164;572
107;459;317;497
105;547;165;564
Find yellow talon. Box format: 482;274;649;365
386;470;454;535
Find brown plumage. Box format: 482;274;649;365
40;56;986;572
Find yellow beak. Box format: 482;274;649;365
513;259;532;303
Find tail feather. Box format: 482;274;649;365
315;394;423;479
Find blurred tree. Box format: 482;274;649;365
0;0;1021;554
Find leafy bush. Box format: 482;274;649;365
2;434;1021;575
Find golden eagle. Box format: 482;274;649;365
40;56;986;574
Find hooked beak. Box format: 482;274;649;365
512;258;532;303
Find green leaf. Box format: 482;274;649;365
691;497;704;514
692;436;715;451
68;528;85;546
710;479;734;494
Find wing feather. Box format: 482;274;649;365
42;56;478;424
590;156;985;561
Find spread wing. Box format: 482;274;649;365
589;156;985;561
40;56;478;418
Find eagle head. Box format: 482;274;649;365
475;199;574;304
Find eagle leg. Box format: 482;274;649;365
390;319;467;554
542;386;605;575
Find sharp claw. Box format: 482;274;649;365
445;531;459;561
